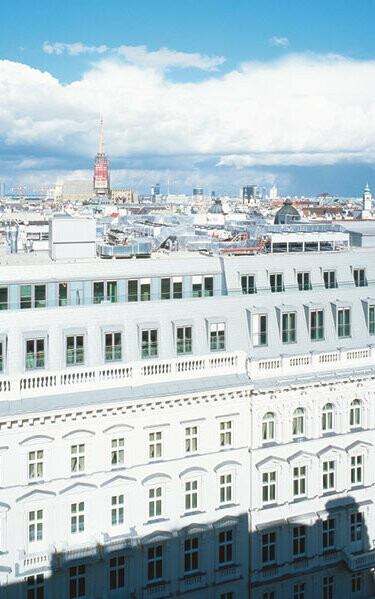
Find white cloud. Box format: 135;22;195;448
2;52;375;189
42;41;225;71
43;41;108;56
116;45;225;71
269;36;290;48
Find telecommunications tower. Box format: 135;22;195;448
93;117;110;198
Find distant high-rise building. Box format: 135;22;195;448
193;188;204;201
0;181;5;198
151;184;161;202
93;118;110;198
242;185;259;204
269;185;278;200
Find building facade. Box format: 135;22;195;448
0;238;374;597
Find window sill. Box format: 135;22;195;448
143;517;170;526
215;502;239;511
180;510;206;518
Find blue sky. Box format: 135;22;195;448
1;0;375;195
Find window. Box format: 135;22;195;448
28;450;43;480
66;335;84;366
177;326;192;354
71;502;85;533
128;280;138;302
350;399;361;428
338;307;350;338
262;412;275;442
161;278;171;300
111;494;124;526
21;284;46;309
352;573;361;593
148;544;163;581
262;593;275;599
185;480;198;511
262;531;276;564
252;314;267;346
210;322;225;351
323;576;334;599
292;408;305;437
204;276;214;297
270;273;283;293
28;509;43;542
141;280;151;301
69;565;85;599
369;305;375;334
350;455;363;486
185;426;198;454
0;286;8;310
149;431;162;459
142;329;158;358
148;487;162;519
220;421;232;447
322;403;334;432
311;309;324;340
111;438;124;466
192;276;213;298
184;537;199;572
161;277;182;299
322;461;335;491
282;312;296;343
262;471;276;504
105;332;122;361
322;518;335;549
297;272;310;291
323;270;336;289
350;513;362;542
292;526;306;557
353;268;366;287
27;574;44;599
219;473;233;504
293;466;307;497
241;275;256;294
25;338;45;369
0;341;3;372
293;584;305;599
93;280;117;304
219;529;233;565
58;282;68;306
109;556;125;590
71;444;85;473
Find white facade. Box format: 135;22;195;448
0;242;374;598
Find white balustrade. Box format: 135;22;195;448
0;351;247;402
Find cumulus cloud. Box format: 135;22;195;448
43;41;108;56
2;52;375;190
269;36;290;48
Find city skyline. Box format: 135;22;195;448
2;0;375;195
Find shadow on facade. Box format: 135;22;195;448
3;496;375;598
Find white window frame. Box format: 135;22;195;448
111;494;124;526
262;471;277;505
111;437;125;467
293;465;307;498
148;486;163;520
71;501;85;534
322;460;336;492
28;449;44;481
185;425;198;454
219;472;233;505
219;420;232;448
262;412;275;442
149;431;163;460
350;454;363;487
71;444;85;473
322;403;334;433
28;509;43;542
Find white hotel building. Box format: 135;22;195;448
0;219;374;598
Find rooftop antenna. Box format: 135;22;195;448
99;115;104;154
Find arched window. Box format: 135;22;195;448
292;408;305;437
322;403;334;432
262;412;275;441
350;399;362;427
